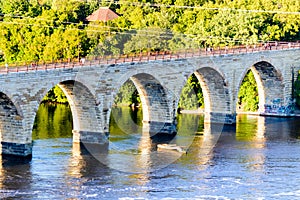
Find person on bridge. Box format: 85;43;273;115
80;57;85;65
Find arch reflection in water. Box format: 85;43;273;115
106;107;199;173
177;118;217;170
68;142;111;178
236;115;266;143
32;103;72;140
236;115;267;172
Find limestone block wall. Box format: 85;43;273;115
95;60;188;134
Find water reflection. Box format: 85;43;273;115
109;107;148;172
236;114;300;141
109;106;143;141
263;116;300;140
108;107;199;173
187;122;227;167
65;142;113;198
135;134;153;173
2;104;300;199
0;156;32;199
289;117;300;139
68;142;85;178
235;115;267;173
236;115;266;146
32;103;72;140
68;143;111;178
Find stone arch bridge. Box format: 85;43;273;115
1;44;300;157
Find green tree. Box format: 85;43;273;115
179;74;204;110
238;70;259;112
0;0;30;15
123;28;172;53
43;85;68;104
114;80;140;106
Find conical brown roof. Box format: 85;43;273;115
86;7;119;22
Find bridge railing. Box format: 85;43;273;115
1;41;300;74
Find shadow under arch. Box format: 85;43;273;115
237;61;285;115
193;67;233;124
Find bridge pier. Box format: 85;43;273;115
72;130;109;144
204;112;236;124
142;121;177;142
0;142;32;157
142;121;177;135
72;130;109;155
260;103;295;117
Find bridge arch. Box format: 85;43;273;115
111;72;176;136
236;61;284;114
56;80;106;144
37;76;96;105
31;79;106;147
192;67;233;123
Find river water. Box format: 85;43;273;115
1;104;300;199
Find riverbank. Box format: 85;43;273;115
178;108;204;114
180;109;300;118
236;111;259;115
179;108;260;116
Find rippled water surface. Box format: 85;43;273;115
1;105;300;199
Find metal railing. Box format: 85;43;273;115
0;41;299;74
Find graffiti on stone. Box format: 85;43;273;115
264;104;294;114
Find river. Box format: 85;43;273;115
1;104;300;199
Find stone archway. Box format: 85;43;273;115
110;72;177;136
130;73;176;136
250;61;286;115
238;61;291;116
194;67;234;124
57;80;107;145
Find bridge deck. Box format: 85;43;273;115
1;41;299;74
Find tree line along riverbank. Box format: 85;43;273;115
1;0;300;111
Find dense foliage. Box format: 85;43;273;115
238;70;259;111
42;85;68;104
1;0;300;63
179;74;204;110
114;80;140;106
